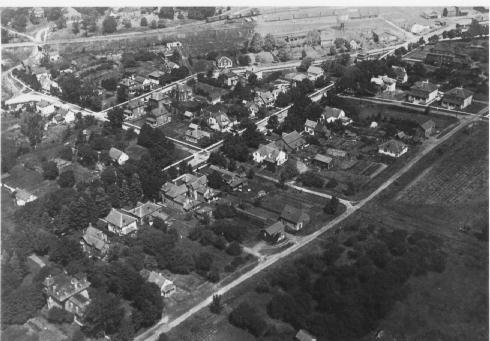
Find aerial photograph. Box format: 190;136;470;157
0;4;488;341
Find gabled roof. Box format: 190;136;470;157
420;119;435;131
15;188;36;201
109;147;126;160
82;225;109;252
161;182;187;199
104;208;137;228
323;106;345;119
313;154;333;164
409;80;438;95
126;201;162;219
326;148;347;158
379;139;407;154
264;221;285;235
280;130;305;150
280;204;310;224
148;70;166;78
256;142;283;162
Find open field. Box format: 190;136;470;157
396;123;488;205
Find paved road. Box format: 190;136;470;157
134;112;477;341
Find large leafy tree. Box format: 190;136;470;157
102;16;117;34
83;290;125;337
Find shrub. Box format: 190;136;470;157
229;302;268;337
226;241;242;256
47;307;74;324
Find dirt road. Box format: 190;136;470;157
134;112;477;341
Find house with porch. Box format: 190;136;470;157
255;90;275;107
147;107;172;127
406;80;439;104
307;65;324;81
321;106;351;125
37;100;56;116
391;66;408;84
276;131;306;153
207;110;232;132
185;123;211;144
102;208;138;235
140;270;176;297
441;87;473;110
43;272;91;326
253;142;288;166
304;119;318;135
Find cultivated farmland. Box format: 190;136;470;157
396;122;488;205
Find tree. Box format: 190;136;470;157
226;241;242;256
150;20;157;29
83;290;125;337
132;282;164;327
229;302;268;337
47;307;74;324
101;77;118;91
372;31;379;43
277;48;291;62
159;7;175;19
140;17;148;26
72;21;80;34
1;284;45;325
42;161;59;180
238;54;252;66
305;30;320;46
129;173;143;205
102;16;117;34
263;33;276;51
249;33;263;53
119;179;131;208
428;34;439;44
21;113;44;146
266;115;279;131
324;196;339;214
442;8;448;17
208;170;227;190
107;107;125;130
58;170;75;188
122;18;132;29
330;45;337;55
77;145;97;168
298;57;314;72
210;294;223;314
158;334;169;341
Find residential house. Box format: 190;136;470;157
172;84;193;101
207;110;232;132
378;139;408;157
312;154;333;169
276;131;306;153
391;66;408;85
255;91;275;107
148;71;166;86
272;79;291;95
125;99;147;120
406;80;439;104
80;224;110;259
134;76;151;92
43;273;91;326
148;91;172;110
253;142;288;166
109;147;129;165
304;119;318;135
296;329;317;341
216;56;233;69
147;107;172;127
321;106;351;125
416;119;436;138
103;208;138;235
411;24;429;35
51;157;72;172
37;73;60;93
441;87;474;110
279;204;310;232
262;221;286;244
221;71;239;88
307;65;324;81
370;75;396;93
123;201;165;225
244;101;259;118
208;165;248;191
125;144;149;162
185;124;211;144
14;188;37;206
161;173;217;211
326;148;348;159
349;40;359;50
284;72;308;85
141;270;176;297
118;77;140;98
37;100;56;116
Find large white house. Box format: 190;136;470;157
103;208;138;236
253;142;287;166
321;106;352;125
109;148;129;165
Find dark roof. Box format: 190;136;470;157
280;130;305;150
264;221;285;235
408;81;438;98
443;87;474;104
280;204;310;224
420;119;435;131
